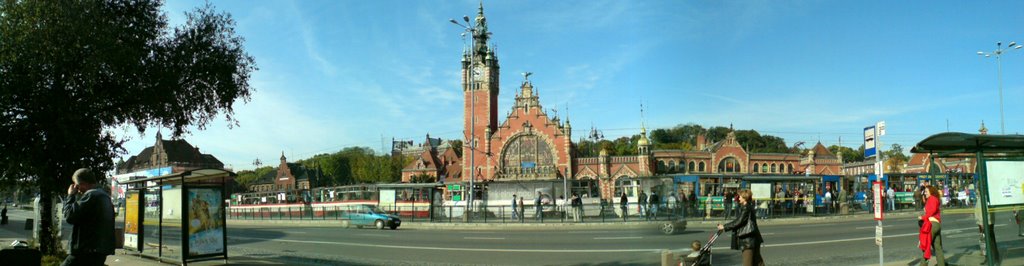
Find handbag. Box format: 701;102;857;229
736;206;756;237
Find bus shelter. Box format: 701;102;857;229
119;168;234;265
912;132;1024;266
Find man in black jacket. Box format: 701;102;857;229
63;168;115;266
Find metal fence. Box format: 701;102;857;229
225;198;973;223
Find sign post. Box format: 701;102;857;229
866;121;885;266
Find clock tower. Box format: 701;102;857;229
462;3;499;181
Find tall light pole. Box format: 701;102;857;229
978;41;1022;135
450;15;476;219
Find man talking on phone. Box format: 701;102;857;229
62;168;115;266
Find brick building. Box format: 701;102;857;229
247;152;317;193
402;3;844;202
400;135;462;183
116;132;224;174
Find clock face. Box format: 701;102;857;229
472;66;484;81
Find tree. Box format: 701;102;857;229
0;1;255;254
828;145;864;163
884;143;909;173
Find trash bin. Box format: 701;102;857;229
0;247;42;266
114;228;124;249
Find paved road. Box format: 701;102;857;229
4;208;1022;265
221;212;1023;265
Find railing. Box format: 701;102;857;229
225;198;977;223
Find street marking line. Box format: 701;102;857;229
593;237;642;240
285;231;308;234
464;237;505;240
854;225;892;229
567;231;616;234
356;234;392;238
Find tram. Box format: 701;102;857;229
228;183;440;219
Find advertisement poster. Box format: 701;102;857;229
187;188;224;256
985;161;1024;206
124;191;140;251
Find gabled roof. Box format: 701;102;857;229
809;142;837;160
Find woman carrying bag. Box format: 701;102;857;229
718;189;765;266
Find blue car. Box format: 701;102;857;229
342;204;401;230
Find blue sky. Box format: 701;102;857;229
116;0;1024;171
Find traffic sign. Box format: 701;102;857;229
877;121;886;137
864;126;877;158
875;225;883;246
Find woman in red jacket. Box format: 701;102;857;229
919;185;945;265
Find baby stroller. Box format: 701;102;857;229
683;230;722;266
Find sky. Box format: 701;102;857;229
115;0;1024;171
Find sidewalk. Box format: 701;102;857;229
883;245;1024;266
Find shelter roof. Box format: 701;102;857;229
911;132;1024;155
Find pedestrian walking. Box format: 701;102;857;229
573;193;584;221
1015;207;1024;237
919;185;945;265
823;189;832;214
511;194;518;220
638;190;647;218
913;185;924;210
975;197;998;261
570;193;580;222
648;190;659;220
718;189;765;266
723;190;734;219
535;191;543;221
62;168;116;266
886;186;895;211
619;193;628;220
518;196;525;222
704;192;712;220
668;192;678;217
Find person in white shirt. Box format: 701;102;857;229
886;187;895;211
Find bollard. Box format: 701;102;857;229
660;249;677;266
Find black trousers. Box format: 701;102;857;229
61;253;108;266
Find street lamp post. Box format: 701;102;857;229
450;16;476;221
977;41;1022;135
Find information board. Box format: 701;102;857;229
873;182;883;221
985;161;1024;206
751;183;772;200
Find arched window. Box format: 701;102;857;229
788;164;794;173
688;161;696;172
657;161;667;173
770;163;777;173
698;162;706;172
762;164;768;173
668;161;676;173
718;157;741;173
499;134;555;178
753;163;760;173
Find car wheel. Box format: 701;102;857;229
661;222;676;235
375;220;385;230
389;224;398;230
